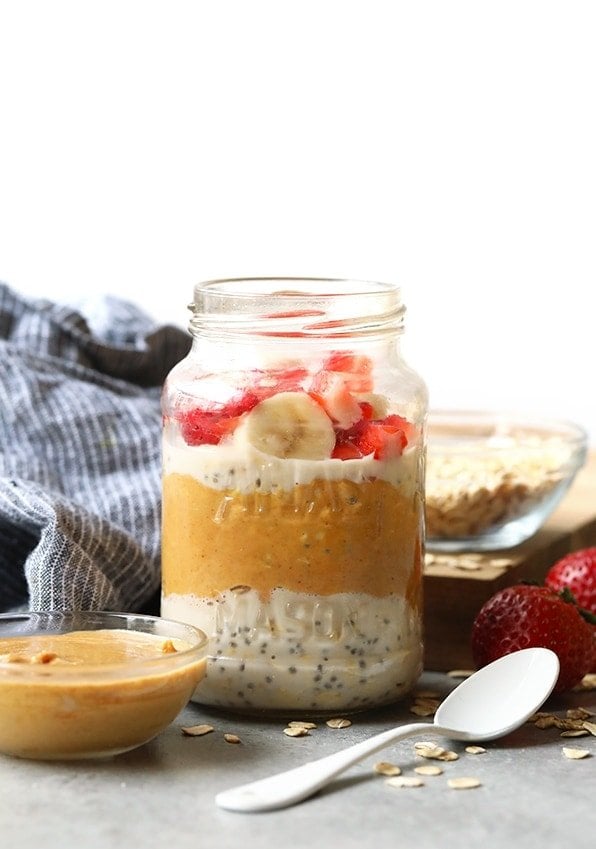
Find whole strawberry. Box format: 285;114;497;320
545;548;596;672
471;584;593;692
544;547;596;615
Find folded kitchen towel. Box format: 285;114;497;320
0;282;191;613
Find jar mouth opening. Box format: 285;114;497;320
189;277;405;339
193;277;400;300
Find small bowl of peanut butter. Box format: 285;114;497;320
0;611;208;760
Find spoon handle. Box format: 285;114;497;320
215;720;442;812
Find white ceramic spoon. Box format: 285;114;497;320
215;647;559;813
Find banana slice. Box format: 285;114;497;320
235;391;336;460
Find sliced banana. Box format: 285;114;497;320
234;391;336;460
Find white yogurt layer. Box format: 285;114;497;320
162;589;423;714
162;420;419;496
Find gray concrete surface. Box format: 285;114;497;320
1;672;594;849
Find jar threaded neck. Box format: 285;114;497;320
188;277;405;340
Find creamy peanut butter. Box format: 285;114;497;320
162;474;422;606
0;629;207;760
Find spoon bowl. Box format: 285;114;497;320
215;647;559;812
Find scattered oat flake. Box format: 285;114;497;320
577;673;596;691
287;721;317;729
416;745;457;761
410;705;436;717
488;557;515;568
386;776;424;788
562;747;591;759
414;765;443;776
528;711;551;723
283;726;309;737
454;560;482;571
414;690;441;700
561;729;590;738
416;745;445;758
326;718;352;729
535;715;558;729
180;724;214;737
465;745;486;754
448;777;482;789
567;707;593;720
414;697;441;709
374;762;402;776
414;741;437;750
447;669;474;679
582;721;596;736
224;733;241;744
438;750;459;762
556;718;585;731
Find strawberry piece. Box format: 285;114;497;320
223;391;262;417
382;414;416;444
354;420;408;459
308;372;363;430
322;351;374;392
332;441;364;460
359;401;374;421
331;410;415;461
178;408;227;445
471;584;594;692
177;391;260;446
251;367;309;400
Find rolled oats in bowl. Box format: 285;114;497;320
425;410;588;552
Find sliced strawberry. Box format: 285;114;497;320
332;441;364;460
178;408;225;445
177;391;260;446
325;351;373;375
223;391;262;417
382;413;416;444
359;401;374;421
331;410;414;461
251;367;309;399
323;351;374;392
354;420;408;459
308;372;363;430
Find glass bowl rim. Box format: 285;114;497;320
427;408;588;453
0;611;208;680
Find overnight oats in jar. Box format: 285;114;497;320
161;279;427;715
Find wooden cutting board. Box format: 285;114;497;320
423;451;596;671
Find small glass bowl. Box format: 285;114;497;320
425;410;588;552
0;611;208;760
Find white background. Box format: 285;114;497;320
1;1;594;438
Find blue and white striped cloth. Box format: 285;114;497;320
0;283;190;613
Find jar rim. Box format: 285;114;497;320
193;277;401;301
189;277;405;340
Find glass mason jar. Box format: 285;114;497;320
161;278;427;716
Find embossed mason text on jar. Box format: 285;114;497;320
161;278;427;715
